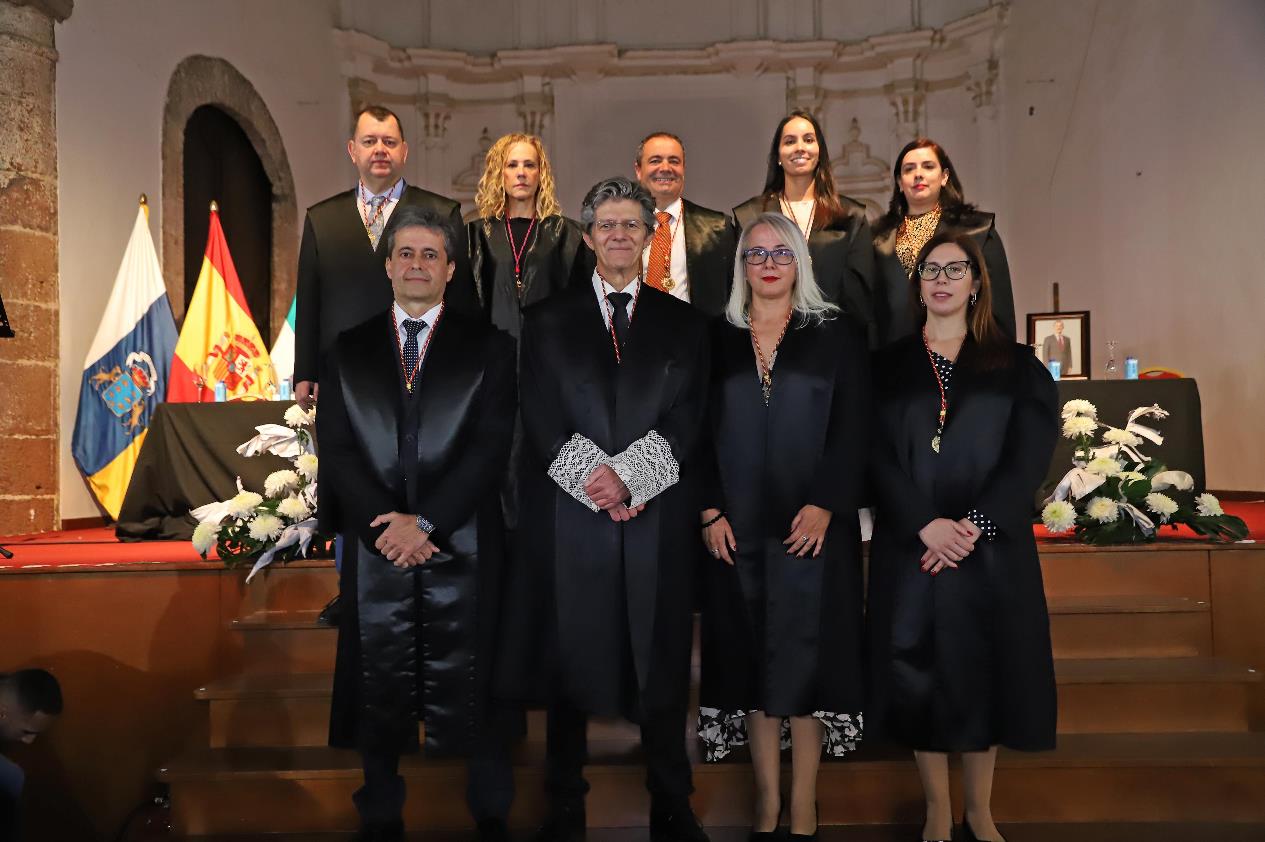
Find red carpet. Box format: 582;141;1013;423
2;501;1262;572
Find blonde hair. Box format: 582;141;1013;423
474;133;561;224
725;212;839;328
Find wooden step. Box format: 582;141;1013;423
232;609;336;675
233;562;338;615
201;655;1262;749
1055;657;1261;733
1047;596;1211;659
161;732;1265;835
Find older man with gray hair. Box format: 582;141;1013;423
496;176;711;842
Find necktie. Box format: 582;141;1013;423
607;292;631;349
367;195;387;249
402;318;427;386
644;211;673;291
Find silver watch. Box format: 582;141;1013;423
415;514;435;534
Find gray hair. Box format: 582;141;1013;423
382;205;456;262
725;212;839;328
579;176;657;233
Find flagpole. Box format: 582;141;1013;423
210;200;219;213
139;193;148;221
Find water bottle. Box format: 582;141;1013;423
213;380;227;402
1048;359;1062;380
1124;357;1139;380
278;378;293;401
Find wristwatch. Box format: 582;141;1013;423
415;514;435;535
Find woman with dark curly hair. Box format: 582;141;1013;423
872;138;1016;345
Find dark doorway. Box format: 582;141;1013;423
183;104;273;338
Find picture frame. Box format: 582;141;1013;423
1027;310;1090;380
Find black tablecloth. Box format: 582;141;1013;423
1041;378;1205;500
116;402;297;541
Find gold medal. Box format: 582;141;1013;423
931;434;941;453
662;276;675;291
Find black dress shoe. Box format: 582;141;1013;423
532;802;585;842
787;801;817;842
650;804;709;842
959;816;1002;842
316;593;342;626
479;817;511;842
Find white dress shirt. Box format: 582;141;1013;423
591;271;641;330
393;300;443;369
356;179;405;230
641;197;690;304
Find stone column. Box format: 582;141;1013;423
0;0;72;534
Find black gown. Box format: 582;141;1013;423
873;207;1017;345
732;194;879;348
697;315;870;760
867;336;1058;753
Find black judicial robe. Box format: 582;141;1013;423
866;336;1057;752
873;207;1017;345
698;316;870;716
454;214;588;336
733;194;879;348
495;283;710;718
293;186;471;384
320;308;515;755
679;199;739;318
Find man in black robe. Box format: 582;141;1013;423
634;132;737;317
497;177;711;842
319;206;515;842
294;104;471;625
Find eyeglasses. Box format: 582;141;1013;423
743;247;796;265
917;260;976;281
594;220;645;233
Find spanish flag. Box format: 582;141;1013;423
169;203;274;402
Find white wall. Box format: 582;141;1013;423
56;0;351;520
999;0;1265;490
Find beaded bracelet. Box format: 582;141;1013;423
700;511;726;529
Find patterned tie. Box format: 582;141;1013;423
607;292;631;348
644;211;673;291
367;195;388;249
402;318;427;386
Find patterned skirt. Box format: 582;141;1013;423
696;707;863;762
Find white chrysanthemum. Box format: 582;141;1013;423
1062;399;1098;419
248;513;285;542
295;452;319;480
1041;500;1077;533
264;470;300;498
1062;416;1098;439
1119;470;1146;482
1102;427;1143;447
1145;492;1179;522
192;521;219;555
277;495;311;521
1196;492;1224;517
226;490;264;518
284;404;313;428
1086;496;1120;523
1086;457;1122;477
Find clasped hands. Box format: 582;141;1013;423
918;517;983;576
370;512;439;568
700;504;832;565
585;463;645;522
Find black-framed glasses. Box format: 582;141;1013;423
743;247;796;266
594;220;645;233
917;260;976;281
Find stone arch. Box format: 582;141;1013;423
162;55;297;341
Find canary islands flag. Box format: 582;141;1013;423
270;296;296;384
169;205;274;402
72;202;178;518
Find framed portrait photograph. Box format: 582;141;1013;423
1027;311;1090;379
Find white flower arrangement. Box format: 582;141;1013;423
190;405;330;581
1043;401;1246;544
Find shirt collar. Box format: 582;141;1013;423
592;270;641;301
360;179;405;203
657;197;683;221
393;299;443;329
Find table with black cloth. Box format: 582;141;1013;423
116;401;297;541
1040;378;1205;501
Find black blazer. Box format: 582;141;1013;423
680;199;738;318
293;185;471;383
321;307;516;755
495;283;710;718
733;193;880;347
873;206;1016;345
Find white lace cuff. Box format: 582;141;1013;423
607;430;680;508
547;433;609;512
